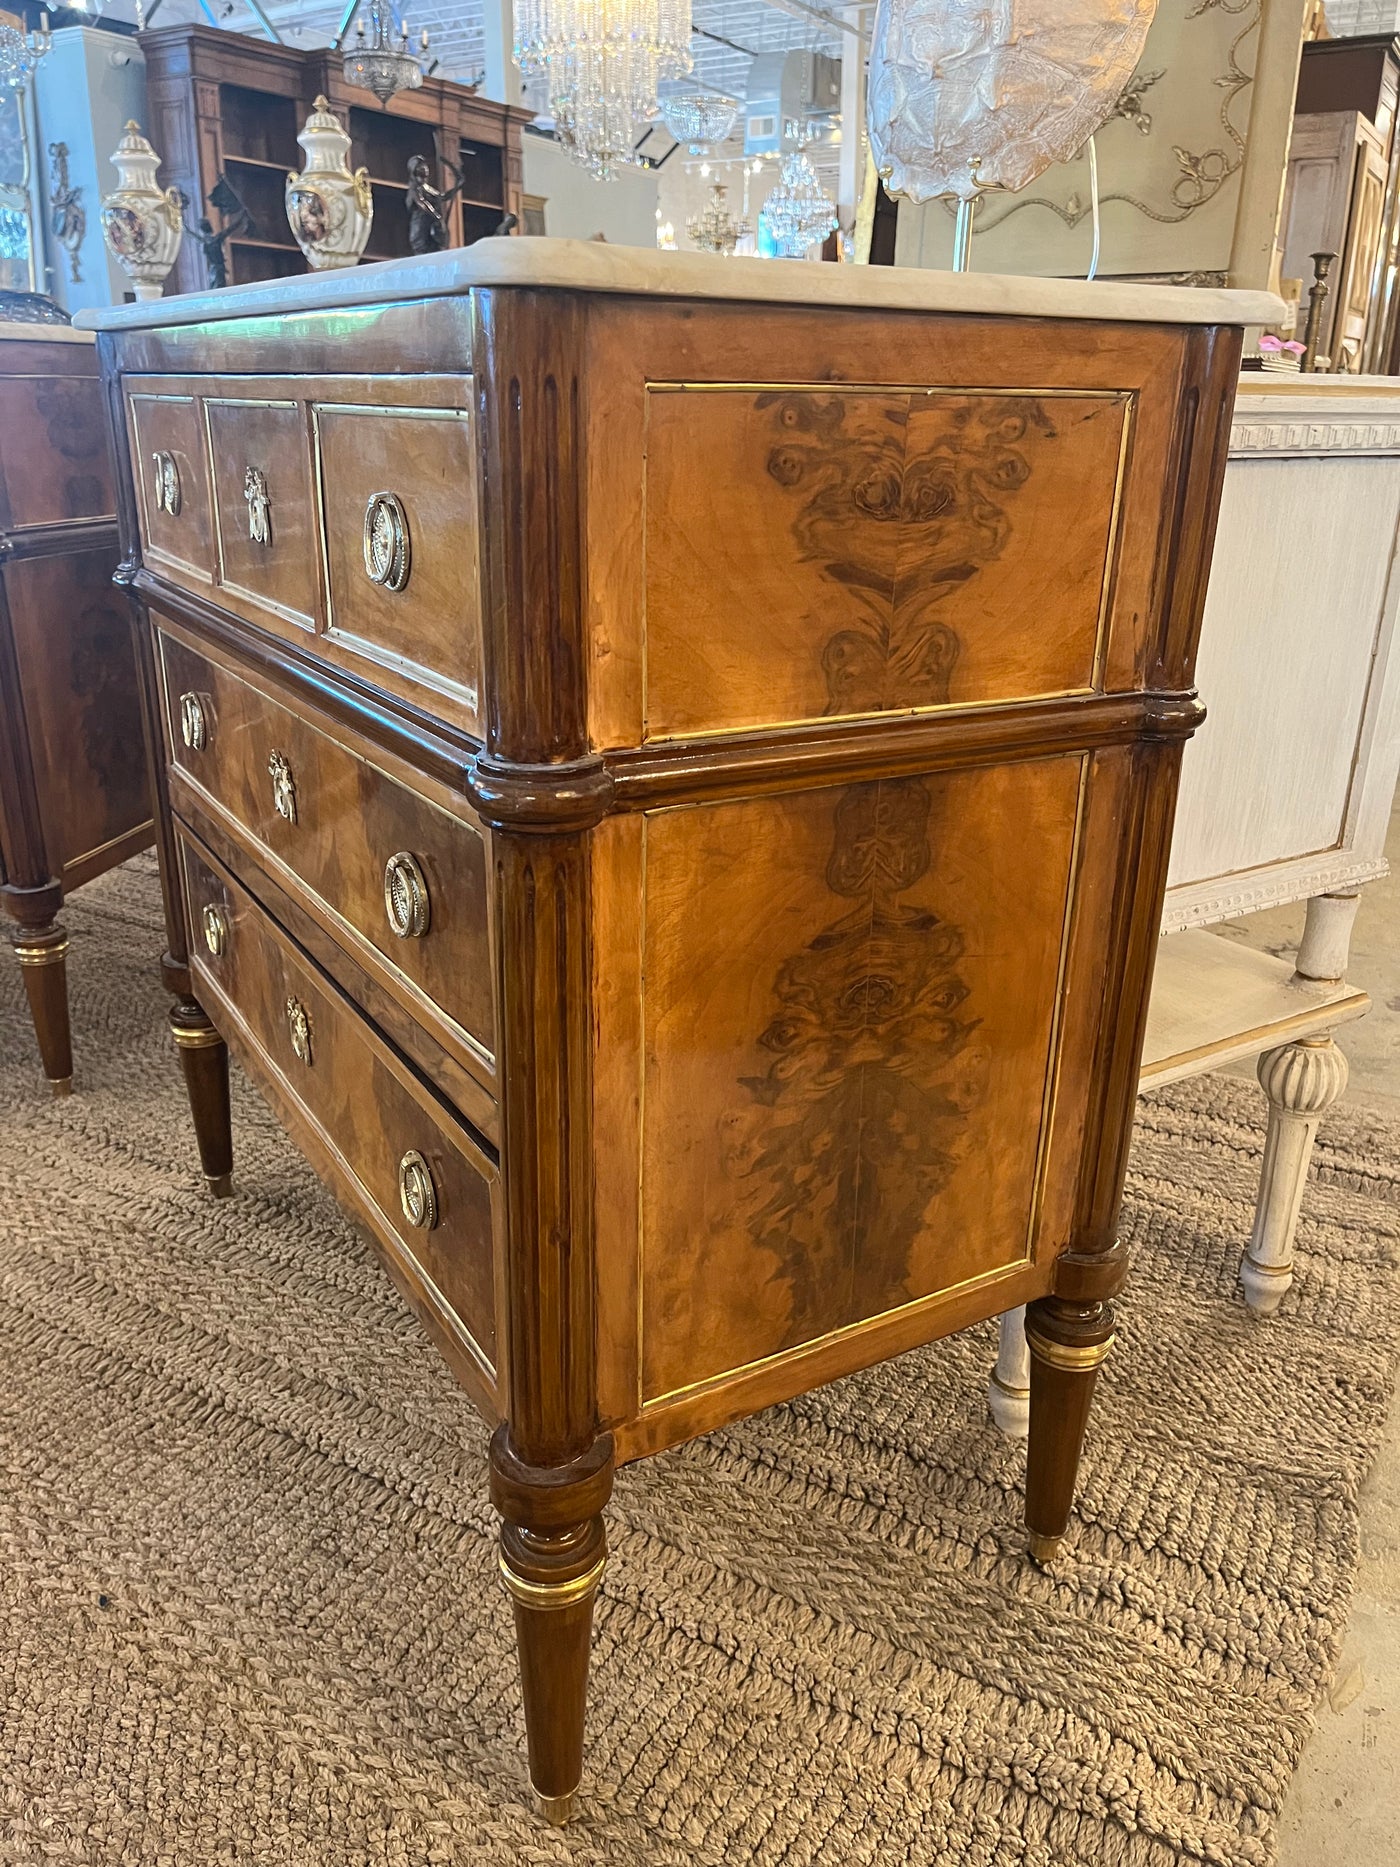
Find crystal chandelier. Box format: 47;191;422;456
344;0;427;107
686;182;748;256
0;13;51;91
515;0;693;179
660;86;737;154
759;149;837;258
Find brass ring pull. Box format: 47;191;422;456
383;850;430;939
398;1149;438;1230
286;995;312;1065
201;902;228;957
363;491;411;592
268;750;297;824
152;449;181;516
179;691;208;752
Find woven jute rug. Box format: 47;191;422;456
1;855;1398;1867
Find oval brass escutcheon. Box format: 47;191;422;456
179;691;208;752
398;1149;438;1230
363;491;411;592
268;750;297;824
151;449;181;517
285;995;312;1065
201;902;228;957
383;850;430;939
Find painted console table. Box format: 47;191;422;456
992;375;1400;1432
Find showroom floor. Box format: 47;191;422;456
1215;799;1400;1865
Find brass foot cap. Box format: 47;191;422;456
206;1172;234;1199
536;1790;576;1826
1027;1530;1064;1566
49;1076;73;1099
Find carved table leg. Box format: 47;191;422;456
9;916;72;1096
1242;1034;1348;1315
490;1429;613;1824
988;1304;1031;1438
169;996;233;1197
1024;1294;1115;1564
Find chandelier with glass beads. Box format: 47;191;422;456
344;0;427;107
0;12;50;92
515;0;693;179
659;86;737;154
759;149;838;258
686;182;748;255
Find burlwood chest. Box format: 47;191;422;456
83;243;1274;1819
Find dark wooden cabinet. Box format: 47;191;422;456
84;246;1273;1821
139;24;531;294
0;324;152;1093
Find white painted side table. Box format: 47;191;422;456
991;376;1400;1434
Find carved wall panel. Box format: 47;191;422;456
643;384;1130;738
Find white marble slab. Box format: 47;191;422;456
74;236;1283;333
0;320;94;344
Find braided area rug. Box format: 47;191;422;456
1;855;1398;1867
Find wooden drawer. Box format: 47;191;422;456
313;397;482;720
158;627;496;1075
205;394;319;630
128;388;213;584
180;831;499;1385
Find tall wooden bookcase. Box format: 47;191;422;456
139;23;531;295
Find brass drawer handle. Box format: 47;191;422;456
200;902;228;957
363;491;411;592
398;1149;438;1230
286;995;312;1065
268;750;297;824
179;691;209;751
244;466;272;546
152;449;181;516
383;850;430;939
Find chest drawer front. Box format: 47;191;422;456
128;390;213;583
180;834;498;1375
314;399;483;727
205;397;319;629
159;630;495;1067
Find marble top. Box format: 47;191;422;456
0;319;92;344
75;236;1283;333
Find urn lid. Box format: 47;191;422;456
295;94;354;171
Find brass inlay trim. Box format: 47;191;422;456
989;1370;1031;1401
13;938;69;967
498;1553;606;1611
1025;1328;1115;1373
170;1022;224;1051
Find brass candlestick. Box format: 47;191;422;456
1302;250;1337;372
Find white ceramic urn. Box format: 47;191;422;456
285;96;373;271
99;122;184;303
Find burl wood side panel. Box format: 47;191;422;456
639;752;1084;1403
181;832;499;1379
0;369;114;527
159;628;496;1068
644;387;1130;738
5;550;148;880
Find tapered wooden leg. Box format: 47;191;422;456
490;1428;613;1824
11;920;73;1096
988;1304;1031;1438
169;996;233;1197
1242;1034;1348;1315
1024;1294;1115;1564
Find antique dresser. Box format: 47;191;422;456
83;245;1274;1820
0;317;151;1095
